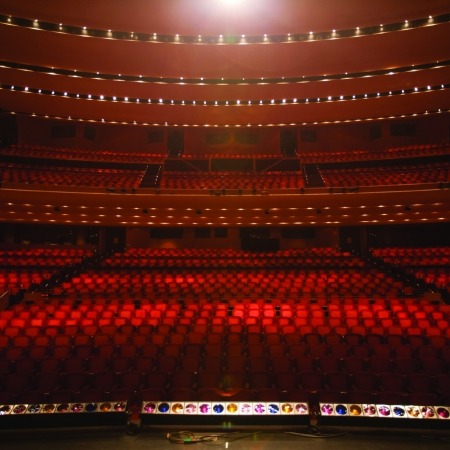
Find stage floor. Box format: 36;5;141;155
1;426;449;450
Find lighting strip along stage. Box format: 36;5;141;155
0;401;128;428
2;401;450;429
140;401;450;428
141;400;310;426
318;403;450;430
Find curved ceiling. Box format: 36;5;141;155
0;1;449;229
0;0;449;126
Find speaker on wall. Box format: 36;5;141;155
167;130;184;157
51;125;76;138
280;129;298;156
83;126;96;140
369;124;382;140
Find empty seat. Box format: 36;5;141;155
408;392;439;405
3;372;33;394
137;387;168;402
169;371;197;390
351;372;378;392
378;372;406;392
407;373;434;393
299;371;325;391
248;371;273;389
111;356;133;373
253;388;283;402
167;388;196;401
273;371;299;390
34;372;62;394
65;372;91;392
63;356;86;373
316;356;341;373
133;356;155;373
143;372;169;391
197;371;221;390
221;370;247;390
117;371;144;391
377;391;408;406
367;357;393;373
326;372;351;392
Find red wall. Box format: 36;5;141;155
125;226;337;250
13;113;449;154
184;128;281;155
16;115;167;154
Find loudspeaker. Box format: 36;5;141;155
167;130;184;157
280;129;297;156
51;125;76;138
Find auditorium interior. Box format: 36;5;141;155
0;0;450;448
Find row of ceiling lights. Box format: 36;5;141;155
3;211;446;226
2;13;445;44
4;193;447;222
5;82;448;106
7;107;448;128
2;59;448;85
7;204;439;209
5;203;443;212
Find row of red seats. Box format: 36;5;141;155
4;296;446;316
0;247;94;257
5;159;447;189
59;269;404;299
371;247;450;258
160;171;305;190
2;346;448;381
0;163;145;188
7;311;446;330
2;331;448;362
71;269;378;286
1;257;85;267
0;383;445;407
371;246;450;294
415;268;450;289
181;153;282;159
320;161;449;187
1;362;449;405
3;320;449;344
5;144;164;163
298;143;450;164
1;362;448;396
119;247;348;256
101;256;364;268
0;269;54;292
5;143;449;165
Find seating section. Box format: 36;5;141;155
2;143;449;191
2;144;164;164
181;153;283;159
371;247;450;297
62;269;408;301
319;161;450;187
6;143;449;165
0;297;449;405
0;162;145;189
299;143;450;164
0;247;94;295
159;171;304;190
0;246;449;406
